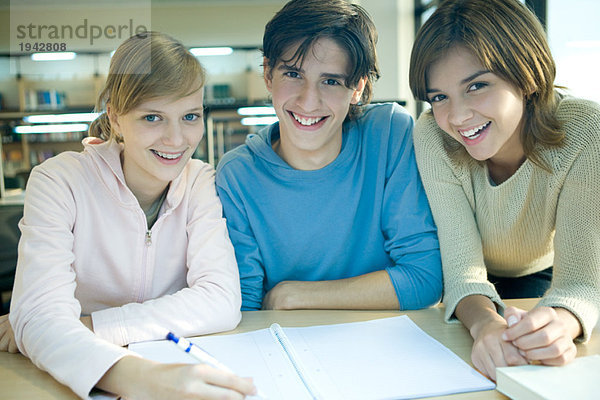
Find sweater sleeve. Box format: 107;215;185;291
536;109;600;342
91;166;242;345
381;108;443;310
9;166;133;399
216;161;266;311
413;112;504;321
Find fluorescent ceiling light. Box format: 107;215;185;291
240;116;279;126
237;106;275;116
190;47;233;56
31;52;77;61
15;123;89;134
24;113;100;123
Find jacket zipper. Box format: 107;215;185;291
138;208;171;302
137;214;151;302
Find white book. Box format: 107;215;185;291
129;315;494;400
496;355;600;400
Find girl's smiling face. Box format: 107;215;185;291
110;90;204;195
426;45;526;167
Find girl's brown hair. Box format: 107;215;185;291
409;0;563;169
89;31;205;141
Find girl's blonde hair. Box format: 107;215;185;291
409;0;563;169
89;31;205;141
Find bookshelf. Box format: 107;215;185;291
0;47;271;198
0;75;101;197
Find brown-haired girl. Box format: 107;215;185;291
409;0;600;381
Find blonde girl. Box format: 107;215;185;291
7;32;255;399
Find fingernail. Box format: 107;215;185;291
507;315;518;327
502;332;508;340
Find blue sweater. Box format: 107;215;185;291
216;103;442;310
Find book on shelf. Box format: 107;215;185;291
129;315;494;400
496;354;600;400
25;89;66;111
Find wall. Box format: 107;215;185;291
362;0;416;115
0;0;415;114
548;0;600;103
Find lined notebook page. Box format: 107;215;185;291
282;316;494;399
129;316;494;400
130;329;311;399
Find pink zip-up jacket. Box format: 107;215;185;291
10;138;242;399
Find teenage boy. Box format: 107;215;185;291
216;0;442;311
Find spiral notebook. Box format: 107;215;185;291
129;316;494;400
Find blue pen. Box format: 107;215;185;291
166;331;233;372
167;332;267;399
166;332;269;399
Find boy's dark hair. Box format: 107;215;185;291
263;0;380;120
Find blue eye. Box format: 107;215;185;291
184;113;199;121
284;71;300;79
144;115;159;122
324;78;340;86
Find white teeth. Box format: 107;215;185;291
153;150;183;159
292;112;323;126
460;122;490;139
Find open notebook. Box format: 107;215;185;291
129;315;494;400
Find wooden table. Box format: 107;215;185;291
1;299;598;399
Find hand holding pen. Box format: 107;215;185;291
167;332;233;372
167;332;267;399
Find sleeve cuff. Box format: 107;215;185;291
537;294;600;342
385;265;443;311
91;308;129;346
443;282;505;322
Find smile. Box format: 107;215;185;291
290;112;326;126
459;122;490;140
151;150;185;160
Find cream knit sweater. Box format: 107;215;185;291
414;96;600;341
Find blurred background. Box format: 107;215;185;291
0;0;598;311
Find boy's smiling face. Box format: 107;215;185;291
265;37;365;170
